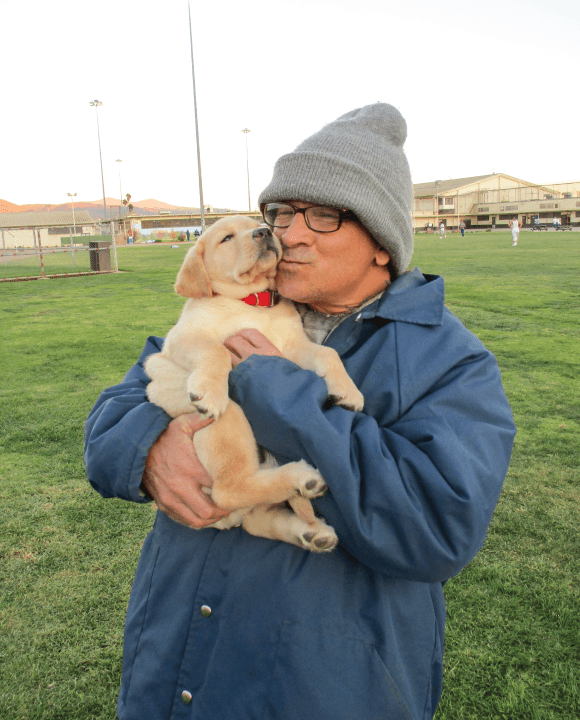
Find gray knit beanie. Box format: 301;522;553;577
258;103;413;275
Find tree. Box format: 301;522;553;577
122;193;134;213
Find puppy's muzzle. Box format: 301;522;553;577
253;226;280;260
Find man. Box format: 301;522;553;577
459;220;466;237
439;221;446;238
509;217;521;246
85;103;515;720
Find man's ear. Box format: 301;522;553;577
374;247;391;267
174;240;213;298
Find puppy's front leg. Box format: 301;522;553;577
164;335;232;419
145;354;194;418
286;342;364;412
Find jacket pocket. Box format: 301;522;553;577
119;532;161;699
262;621;415;720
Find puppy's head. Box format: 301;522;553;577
175;216;281;299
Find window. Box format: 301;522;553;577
477;215;490;221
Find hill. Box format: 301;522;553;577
0;198;182;213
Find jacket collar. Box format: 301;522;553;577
358;267;445;326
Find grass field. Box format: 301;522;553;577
1;232;579;719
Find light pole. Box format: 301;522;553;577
67;192;77;235
89;100;108;229
115;159;123;221
187;0;205;232
242;128;251;211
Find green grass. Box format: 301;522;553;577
1;233;579;719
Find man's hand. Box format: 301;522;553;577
142;413;230;529
224;328;283;368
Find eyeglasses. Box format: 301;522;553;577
261;203;357;233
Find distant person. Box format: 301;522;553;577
509;218;521;246
459;221;466;237
553;218;559;230
194;229;200;238
439;222;446;238
186;229;191;242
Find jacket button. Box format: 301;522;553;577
181;690;192;704
200;605;212;617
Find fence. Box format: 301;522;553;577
0;227;119;282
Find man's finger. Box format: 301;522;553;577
177;413;215;434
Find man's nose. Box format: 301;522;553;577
278;211;312;246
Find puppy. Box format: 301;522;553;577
145;216;364;552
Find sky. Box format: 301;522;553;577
2;0;579;211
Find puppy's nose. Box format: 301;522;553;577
253;226;280;258
252;226;272;242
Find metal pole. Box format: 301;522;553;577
116;159;123;227
187;0;205;233
90;100;108;231
67;192;77;236
36;229;46;278
111;219;119;272
242;128;251;211
69;227;75;267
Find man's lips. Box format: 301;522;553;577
279;257;310;265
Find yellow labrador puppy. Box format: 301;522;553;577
145;216;363;552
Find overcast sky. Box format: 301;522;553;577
2;0;578;210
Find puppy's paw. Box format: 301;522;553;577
328;381;364;412
293;461;327;499
187;377;229;419
298;519;338;553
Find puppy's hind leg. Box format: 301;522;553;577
195;403;328;511
210;458;328;511
242;505;338;553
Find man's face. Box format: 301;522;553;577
272;202;390;312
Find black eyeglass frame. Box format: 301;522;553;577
261;202;358;233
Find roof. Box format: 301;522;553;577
0;210;95;229
413;175;496;197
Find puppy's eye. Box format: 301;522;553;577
220;234;233;244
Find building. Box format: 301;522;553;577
412;174;580;231
0;210;99;249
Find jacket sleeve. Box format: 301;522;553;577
84;336;171;502
227;335;516;583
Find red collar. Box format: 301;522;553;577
240;290;279;307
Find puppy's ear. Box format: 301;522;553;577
174;240;213;298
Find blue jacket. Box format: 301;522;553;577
84;268;516;720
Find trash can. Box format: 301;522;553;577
89;241;112;271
